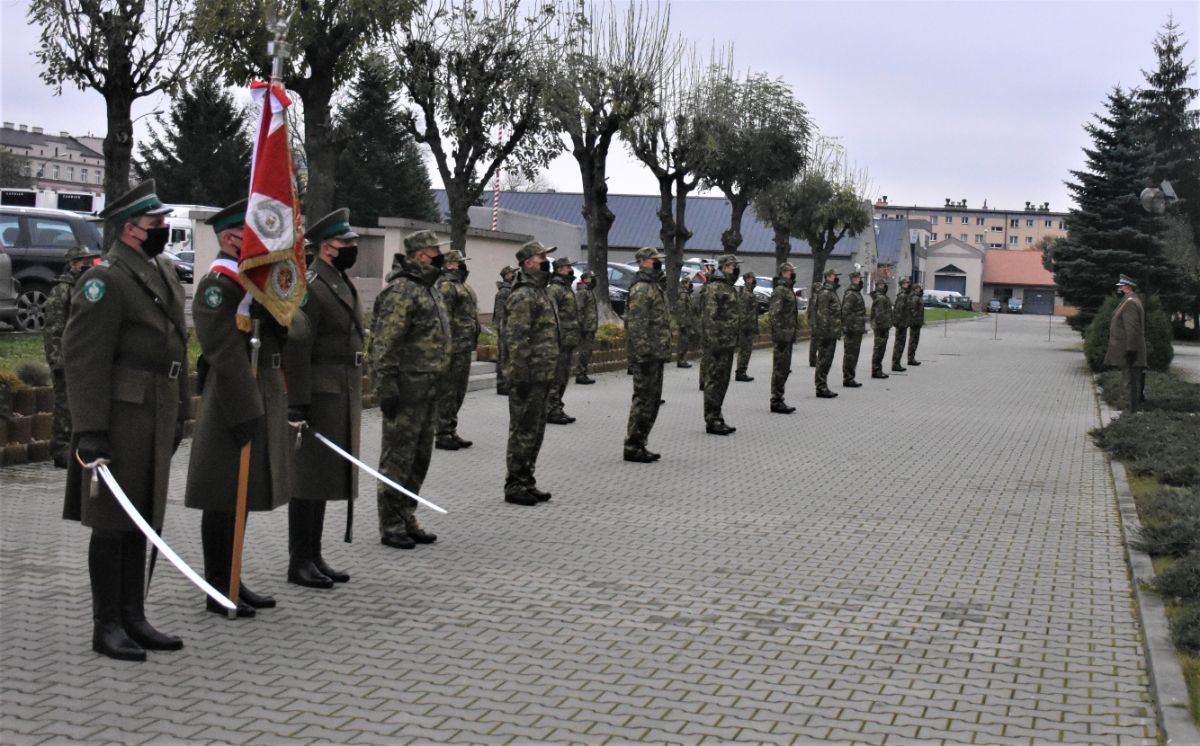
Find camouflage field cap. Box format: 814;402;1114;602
307;208;359;244
716;254;739;266
500;265;516;278
1116;274;1138;288
824;267;841;278
634;246;666;261
899;276;912;286
848;270;863;279
205;198;248;235
874;279;888;290
64;245;100;262
443;249;467;264
516;240;556;263
99;179;173;222
777;262;795;274
404;229;449;255
913;284;924;292
580;270;595;280
553;256;574;269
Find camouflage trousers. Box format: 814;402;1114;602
676;326;692;363
506;379;551;495
770;342;793;405
625;361;664;448
871;329;890;374
842;333;863;383
702;347;734;425
907;327;922;362
436;350;472;438
548;344;576;417
377;372;438;539
814;337;838;393
496;330;509;390
892;327;909;367
51;369;71;465
573;332;595;377
736;329;754;374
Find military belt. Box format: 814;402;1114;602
115;356;183;380
313;352;364;368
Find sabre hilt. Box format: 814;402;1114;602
249;319;262;371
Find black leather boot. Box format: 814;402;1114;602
311;502;348;582
238;583;276;609
202;511;256;618
288;501;333;589
89;532;145;662
120;534;182;651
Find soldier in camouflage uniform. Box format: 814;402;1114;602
674;277;695;368
545;256;579;424
768;262;798;414
812;268;842;398
574;270;598;384
734;271;758;382
869;280;892;379
503;241;560;506
370;230;450;550
841;270;867;387
906;283;925;366
807;281;822;367
891;277;912;372
623;247;671;462
43;244;100;467
494;266;515;395
701;255;741;435
435;250;481;451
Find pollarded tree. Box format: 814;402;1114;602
390;0;562;253
790;137;873;288
753;177;806;268
0;151;33;189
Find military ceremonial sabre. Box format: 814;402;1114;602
311;431;448;514
227;320;261;616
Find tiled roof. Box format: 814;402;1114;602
982;249;1056;287
0;128;104;160
433;190;859;257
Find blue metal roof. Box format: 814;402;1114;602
433;190;858;257
874;217;908;266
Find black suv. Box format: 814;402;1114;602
0;206;103;331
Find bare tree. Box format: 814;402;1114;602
30;0;201;226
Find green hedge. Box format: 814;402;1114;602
1097;369;1200;413
1091;411;1200;487
1084;294;1174;373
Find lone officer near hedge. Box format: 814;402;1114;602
284;208;364;588
370;230;449;549
624;247;671;462
891;277;912;372
735;271;758;382
62;179;188;661
674;277;696;368
503;240;559;505
494;266;516;396
841;270;867;387
812;268;842;398
906;283;925;366
185;199;290;617
574;270;599;385
546;256;579;424
1105;274;1147;411
434;249;480;451
43;244;100;468
701;254;741;434
768;262;798;413
869;280;892;379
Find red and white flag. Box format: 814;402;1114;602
239;80;306;326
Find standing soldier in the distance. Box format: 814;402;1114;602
546;256;579;424
503;241;559;506
370;230;449;550
623;247;671;462
434;250;480;451
841;270;867;388
186;199;291;616
574;270;599;385
891;277;912;372
674;277;696;368
906;283;925;366
812;268;842;399
807;281;822;367
701;255;741;435
695;261;714;389
768;262;798;414
494;266;516;396
63;180;188;660
869;280;892;379
43;244;100;467
285;208;364;588
1105;274;1147;411
734;271;758;382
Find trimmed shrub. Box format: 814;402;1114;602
1097;369;1200;413
594;321;625;350
1134;486;1200;557
1170;603;1200;654
1154;552;1200;604
1091;411;1200;486
15;361;51;388
1085;294;1174;373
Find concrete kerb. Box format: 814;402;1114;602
1094;376;1200;746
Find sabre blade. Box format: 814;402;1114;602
311;431;447;514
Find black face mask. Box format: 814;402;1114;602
459;266;470;281
561;270;575;281
832;277;840;288
332;245;358;271
430;253;445;269
539;260;551;273
652;260;662;272
141;226;170;258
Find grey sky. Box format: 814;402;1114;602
2;0;1197;213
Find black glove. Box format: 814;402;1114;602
288;407;308;423
173;422;184;453
380;396;401;419
1125;350;1137;365
231;417;261;448
77;432;111;464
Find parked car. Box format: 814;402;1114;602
1007;297;1024;314
0;248;18;329
0;205;103;331
950;294;974;311
163;250;194;283
922;293;953;309
572;261;634;316
986;298;1003;313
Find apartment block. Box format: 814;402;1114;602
0;122;106;196
874;196;1067;250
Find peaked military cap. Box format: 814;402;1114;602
308;208;359;245
716;254;739;266
1116;274;1138;288
553;256;574;269
404;229;448;255
99;179;172;222
205;198;248;234
634;246;666;261
444;249;467;263
516;240;556;263
64;245;100;262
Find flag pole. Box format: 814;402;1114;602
227;320;261;616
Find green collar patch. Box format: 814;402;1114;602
81;278;106;303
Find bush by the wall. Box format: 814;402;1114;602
594;321;625;350
1097;369;1200;413
1091;411;1200;486
1154;552;1200;604
1085;294;1174;373
1171;604;1200;654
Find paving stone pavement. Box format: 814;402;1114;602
0;314;1158;745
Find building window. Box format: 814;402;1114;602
959;233;967;241
96;173;102;184
961;216;969;224
974;234;984;244
21;161;31;176
990;225;1003;232
1009;236;1019;245
67;166;74;180
1010;218;1019;228
931;232;938;241
1026;219;1034;227
988;243;1003;249
81;168;88;181
1058;220;1064;229
1044;219;1052;227
52;165;59;179
931;216;938;225
1026;236;1034;244
976;217;985;225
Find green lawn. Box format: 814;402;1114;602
923;308;982;323
1;332;202;375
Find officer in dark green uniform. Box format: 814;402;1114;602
503;241;559;505
63;179;188;661
435;249;480;450
735;271;758;382
624;247;671;462
494;266;515;395
869;280;892;379
768;262;798;413
44;244;100;467
674;277;696;368
841;270;866;387
185;199;291;617
546;256;579;424
574;270;599;384
891;277;911;372
812;268;842;398
701;254;740;434
906;283;925;366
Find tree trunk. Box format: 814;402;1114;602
446;184;472;255
299;71;337;221
655;174;678;303
720;194;747;253
576;145;620;325
672;175;696;303
772;224;790;268
102;89;135;250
